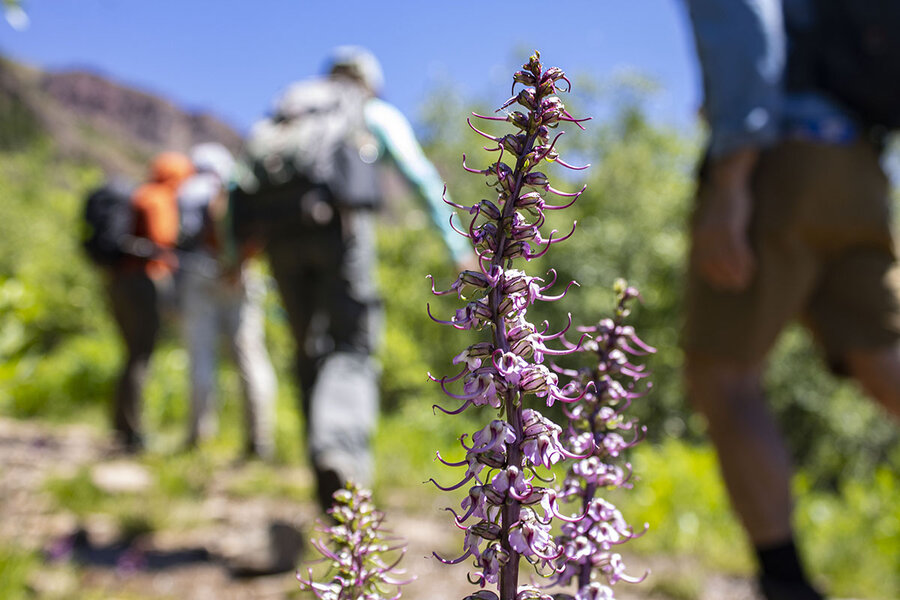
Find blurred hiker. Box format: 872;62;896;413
177;142;277;460
683;1;900;599
231;45;475;510
104;151;193;452
82;177;138;270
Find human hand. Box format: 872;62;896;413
692;149;758;292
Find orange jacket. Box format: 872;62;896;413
127;152;194;279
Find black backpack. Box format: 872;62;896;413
81;179;136;267
231;77;382;242
787;0;900;131
176;173;218;252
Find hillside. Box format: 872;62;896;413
0;55;242;177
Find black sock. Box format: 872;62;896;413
755;538;808;583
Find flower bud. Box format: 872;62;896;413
483;484;507;505
464;592;500;600
525;52;542;77
502;240;527;260
469;520;502;541
507;110;530;130
458;269;491;291
541;66;565;84
512;70;536;87
499;133;524;155
476;449;508;469
515;192;544;211
477;199;503;221
515;88;537;110
523;171;549;188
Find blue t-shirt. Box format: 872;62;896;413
685;0;859;158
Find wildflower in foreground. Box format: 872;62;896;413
428;50;581;600
297;482;412;599
429;51;649;600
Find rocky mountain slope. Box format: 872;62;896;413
0;55;242;177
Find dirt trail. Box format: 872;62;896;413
0;417;761;599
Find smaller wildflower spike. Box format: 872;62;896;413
297;482;413;600
550;281;653;597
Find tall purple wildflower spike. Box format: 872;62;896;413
550;280;653;599
428;51;597;600
297;482;412;600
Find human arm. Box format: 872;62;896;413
364;98;475;268
692;147;758;290
685;0;785;290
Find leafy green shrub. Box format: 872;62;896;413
615;439;753;573
607;439;900;598
796;463;900;598
1;330;117;421
0;546;39;600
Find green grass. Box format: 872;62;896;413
0;546;40;600
605;439;900;598
45;463;197;537
796;463;900;598
613;439;754;574
372;395;486;512
223;461;312;502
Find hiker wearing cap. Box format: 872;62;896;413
231;46;474;509
177;142;277;460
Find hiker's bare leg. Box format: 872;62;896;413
685;354;793;545
845;344;900;420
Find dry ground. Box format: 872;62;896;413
0;417;763;600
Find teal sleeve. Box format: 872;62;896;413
365;98;471;263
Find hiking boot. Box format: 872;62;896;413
243;441;275;463
314;467;345;514
758;575;825;600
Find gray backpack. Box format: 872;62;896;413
232;77;382;239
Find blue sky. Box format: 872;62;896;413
0;1;701;135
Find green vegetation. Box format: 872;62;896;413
0;79;897;599
0;546;40;600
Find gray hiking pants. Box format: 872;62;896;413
265;210;381;508
181;262;277;458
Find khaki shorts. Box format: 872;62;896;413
684;139;900;370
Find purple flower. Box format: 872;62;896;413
508;508;558;564
550;282;653;593
298;483;412;599
429;52;648;600
471;421;516;456
453;342;494;370
576;583;615;600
